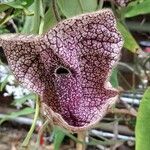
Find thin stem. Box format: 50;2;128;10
98;0;104;9
39;0;45;34
52;0;61;22
22;95;40;147
118;62;140;76
76;131;86;150
118;72;132;89
78;0;84;13
110;115;118;150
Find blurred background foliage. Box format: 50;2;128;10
0;0;150;149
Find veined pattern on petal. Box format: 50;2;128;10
0;9;123;132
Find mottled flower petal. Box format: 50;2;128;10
0;34;45;94
0;9;123;132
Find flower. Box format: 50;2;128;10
0;9;123;132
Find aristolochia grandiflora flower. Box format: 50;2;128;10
0;9;123;132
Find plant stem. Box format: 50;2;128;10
52;0;61;22
76;131;86;150
33;0;41;34
39;0;45;34
98;0;104;9
22;95;40;147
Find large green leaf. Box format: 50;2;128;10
79;0;97;12
21;15;34;34
42;1;58;33
122;0;150;18
136;87;150;150
117;22;140;53
57;0;97;18
21;4;34;34
22;0;44;34
32;0;41;34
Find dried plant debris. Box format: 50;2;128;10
0;9;123;132
112;0;131;7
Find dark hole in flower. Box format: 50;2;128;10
55;66;70;75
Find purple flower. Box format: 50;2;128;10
0;9;123;132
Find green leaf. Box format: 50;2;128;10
21;4;34;34
32;0;41;34
117;22;140;53
122;0;150;18
42;1;58;33
0;2;24;10
0;0;34;13
136;87;150;150
57;0;97;18
79;0;97;12
0;5;10;12
0;107;35;124
54;127;65;150
110;69;118;88
21;15;34;34
22;0;43;34
24;0;34;7
57;0;83;17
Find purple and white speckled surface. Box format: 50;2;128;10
0;9;123;132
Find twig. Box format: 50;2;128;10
121;100;137;116
95;122;134;136
118;62;140;76
36;119;49;148
118;72;132;89
111;115;119;150
108;108;137;116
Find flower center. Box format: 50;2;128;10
55;66;70;75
